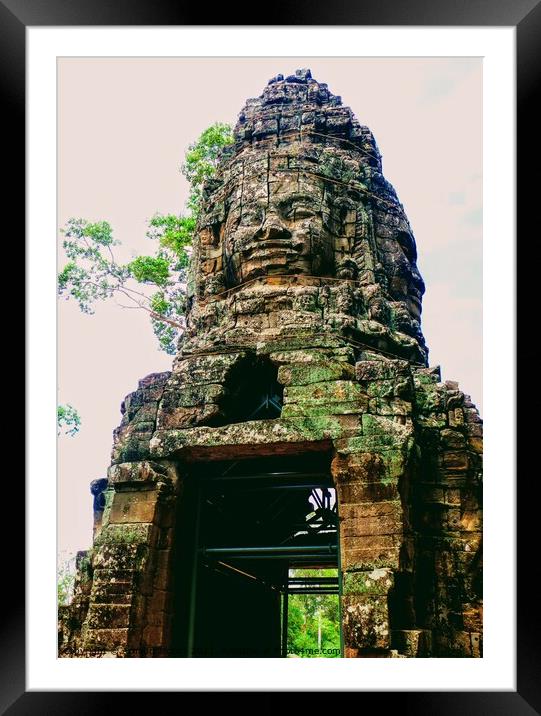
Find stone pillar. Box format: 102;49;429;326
79;460;180;657
330;358;416;657
332;447;407;656
58;550;93;654
412;370;483;656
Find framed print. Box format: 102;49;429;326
8;0;537;710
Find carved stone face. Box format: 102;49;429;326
380;229;425;321
222;172;336;287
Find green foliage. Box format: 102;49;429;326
127;255;170;286
58;218;130;314
57;404;81;437
58;555;76;605
58;122;233;354
146;214;195;267
149;289;187;355
287;569;341;658
181;122;234;216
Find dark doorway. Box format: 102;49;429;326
170;452;341;657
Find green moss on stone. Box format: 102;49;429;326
278;361;355;386
95;523;152;546
343;568;394;595
285;380;366;405
281;401;364;418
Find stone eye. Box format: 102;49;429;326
281;198;315;220
292;206;315;219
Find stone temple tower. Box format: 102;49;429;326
59;69;483;658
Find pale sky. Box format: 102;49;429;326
58;57;482;555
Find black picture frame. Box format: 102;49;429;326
9;0;536;711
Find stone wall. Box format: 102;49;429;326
60;340;482;657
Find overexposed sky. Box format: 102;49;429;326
58;57;482;555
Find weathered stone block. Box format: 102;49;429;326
278;361;355;386
109;491;158;524
342;594;390;650
151;417;340;458
95;522;156;547
269;347;354;364
468;436;483;453
90;584;133;605
337;480;400;504
145;589;173;616
442;451;469;471
142;623;171;649
414;366;441;383
414;386;445;414
284;380;366;405
340;500;404;537
93;543;150;572
440;429;466;449
82;627;130;652
342;567;394;595
361;413;412;439
448;408;465;427
391;629;432;657
86;604;131;630
372;398;413;418
331;451;386;483
355;359;410;382
156;404;221;429
281;400;364;418
367;379;395;399
160;383;224;409
341;534;402;570
173;352;245;382
107;461;168;485
152;550;173;591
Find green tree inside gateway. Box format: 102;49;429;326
57;122;234;355
287;569;341;658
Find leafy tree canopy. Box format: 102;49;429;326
182;122;234;215
58;553;77;606
57;404;81;437
58;122;233;355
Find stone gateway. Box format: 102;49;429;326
59;69;482;658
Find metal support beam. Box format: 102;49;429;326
187;482;201;658
202;545;337;556
337;523;344;659
201;471;331;484
287;591;340;595
288;577;338;584
281;590;289;658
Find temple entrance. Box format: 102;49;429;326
171;453;341;658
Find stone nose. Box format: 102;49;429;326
255;219;292;242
